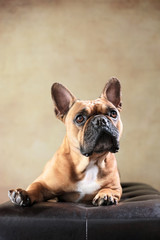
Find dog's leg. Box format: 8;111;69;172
8;181;54;207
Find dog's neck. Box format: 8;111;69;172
55;135;111;175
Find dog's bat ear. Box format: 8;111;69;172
101;77;122;110
51;83;76;121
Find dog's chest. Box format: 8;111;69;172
76;161;100;197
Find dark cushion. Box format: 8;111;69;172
0;182;160;240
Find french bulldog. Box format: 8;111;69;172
8;78;123;207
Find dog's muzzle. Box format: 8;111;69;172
80;115;119;157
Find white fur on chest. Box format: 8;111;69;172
76;161;100;201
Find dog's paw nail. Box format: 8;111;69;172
8;190;12;197
107;196;113;205
92;198;98;206
98;198;105;206
104;195;107;201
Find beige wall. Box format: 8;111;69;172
0;0;160;203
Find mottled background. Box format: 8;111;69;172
0;0;160;203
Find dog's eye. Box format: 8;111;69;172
75;115;85;124
110;110;117;119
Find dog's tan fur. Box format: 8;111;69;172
9;78;123;206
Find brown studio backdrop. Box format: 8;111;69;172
0;0;160;203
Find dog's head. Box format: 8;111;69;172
51;78;123;157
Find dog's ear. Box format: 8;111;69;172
51;83;76;121
101;77;122;110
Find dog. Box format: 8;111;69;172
8;77;123;207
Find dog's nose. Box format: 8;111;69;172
92;115;109;128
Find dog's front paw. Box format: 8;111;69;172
92;189;119;206
8;189;31;207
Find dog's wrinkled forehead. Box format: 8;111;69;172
69;98;114;118
78;99;102;107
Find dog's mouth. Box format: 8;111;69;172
94;131;118;153
80;129;119;157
